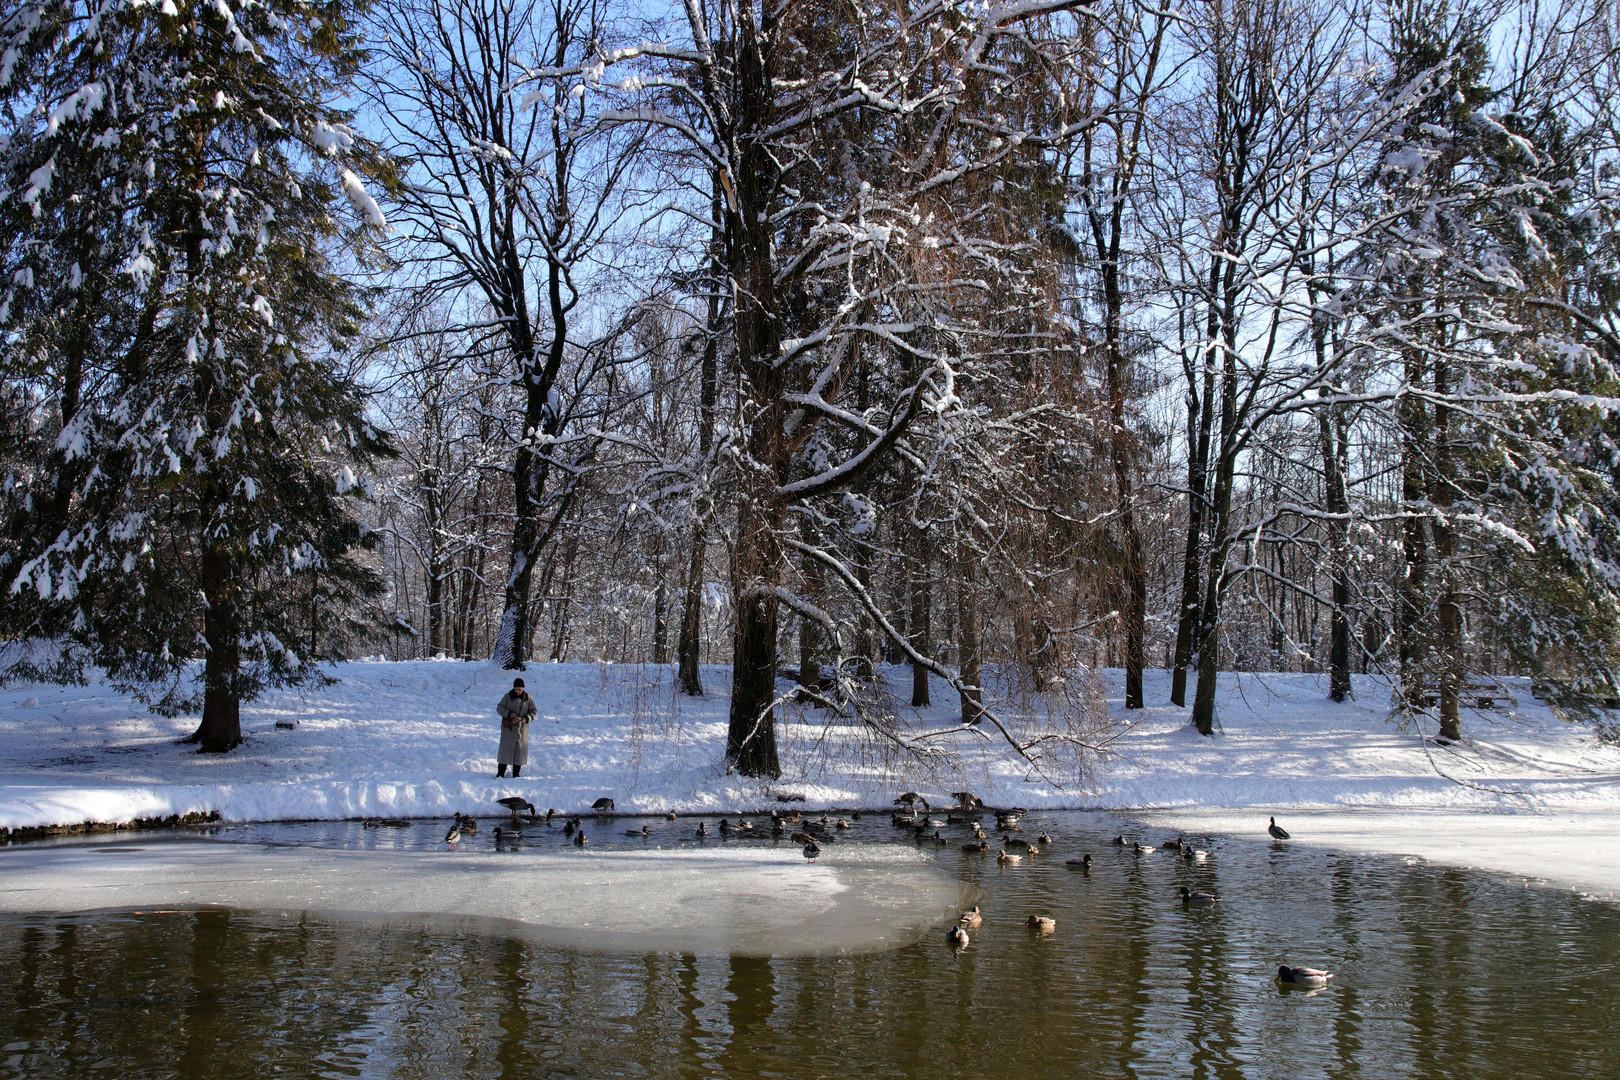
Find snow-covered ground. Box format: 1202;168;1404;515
3;660;1618;896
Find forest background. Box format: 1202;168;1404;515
6;0;1620;778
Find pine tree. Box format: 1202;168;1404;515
0;0;392;750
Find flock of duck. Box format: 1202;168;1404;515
373;795;1329;989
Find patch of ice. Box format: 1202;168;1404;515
0;839;965;957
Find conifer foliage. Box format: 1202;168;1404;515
0;0;391;750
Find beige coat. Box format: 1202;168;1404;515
496;690;537;767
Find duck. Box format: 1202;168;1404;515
695;822;710;838
444;824;461;845
1065;854;1094;869
1268;816;1291;841
1163;837;1185;850
803;842;821;859
455;813;477;834
496;796;536;820
1038;833;1053;845
958;906;983;928
946;925;970;948
666;811;679;821
962;840;990;853
573;829;588;847
625;824;651;837
933;832;949;846
1026;915;1056;933
1276;965;1333;986
951;791;983;810
718;818;736;835
1134;842;1156;855
891;813;916;828
894;792;929;810
592;797;616;815
1179;886;1219;904
836;819;850;830
563;819;576;837
771;819;786;836
1002;835;1036;851
996;849;1023;865
1110;835;1128;846
1183;848;1209;862
972;824;988;840
492;825;518;844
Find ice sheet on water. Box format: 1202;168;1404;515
0;839;967;956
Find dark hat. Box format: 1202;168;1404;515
513;678;525;688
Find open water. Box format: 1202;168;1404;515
2;810;1616;1079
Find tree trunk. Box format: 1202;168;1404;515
677;181;724;696
909;542;931;708
1172;262;1220;707
651;535;670;665
677;530;706;694
957;560;983;725
1432;355;1461;740
196;542;243;752
1397;346;1430;711
727;483;785;778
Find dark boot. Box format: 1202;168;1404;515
496;763;507;778
512;765;521;778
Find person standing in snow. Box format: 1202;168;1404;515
496;678;537;778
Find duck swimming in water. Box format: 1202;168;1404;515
573;829;588;847
1026;915;1056;933
625;824;651;837
695;822;709;837
1134;842;1156;855
958;906;983;928
947;925;970;948
1179;886;1219;904
1065;854;1094;869
1276;965;1332;986
997;849;1023;865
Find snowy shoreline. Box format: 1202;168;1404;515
3;660;1618;897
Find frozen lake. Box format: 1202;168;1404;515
3;810;1618;1079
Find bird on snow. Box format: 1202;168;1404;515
1065;854;1094;869
1026;915;1056;934
802;842;821;859
592;797;616;815
1268;817;1291;841
1276;965;1333;986
894;792;929;809
959;906;983;928
946;925;970;948
1179;886;1219;904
